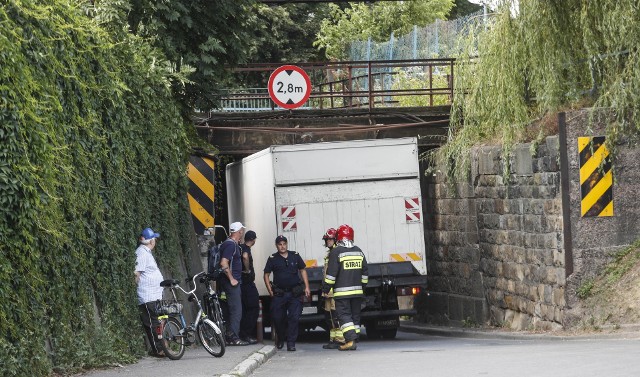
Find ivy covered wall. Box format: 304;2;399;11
0;1;193;375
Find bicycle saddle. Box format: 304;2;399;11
160;279;180;287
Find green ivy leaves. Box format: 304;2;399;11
0;1;190;375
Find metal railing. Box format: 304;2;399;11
212;59;454;112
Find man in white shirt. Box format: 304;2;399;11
135;227;165;357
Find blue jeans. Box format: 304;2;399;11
271;292;303;347
221;279;242;339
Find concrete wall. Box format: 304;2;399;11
563;110;640;324
422;109;640;330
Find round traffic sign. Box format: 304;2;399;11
268;65;311;109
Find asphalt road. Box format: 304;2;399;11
253;329;640;377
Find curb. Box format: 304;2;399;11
220;345;276;377
400;322;640;341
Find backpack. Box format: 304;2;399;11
207;239;238;279
207;242;222;277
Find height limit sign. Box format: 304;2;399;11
268;65;311;109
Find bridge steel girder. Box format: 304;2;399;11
195;106;450;156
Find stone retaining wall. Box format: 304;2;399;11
422;109;640;330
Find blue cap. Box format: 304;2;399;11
275;235;287;244
141;227;160;240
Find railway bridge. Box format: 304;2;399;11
195;59;454;156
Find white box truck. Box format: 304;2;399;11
226;137;427;339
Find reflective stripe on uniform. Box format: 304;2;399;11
340;322;355;333
355;324;361;334
333;286;363;297
339;255;363;262
361;275;368;284
324;274;336;284
338;251;363;258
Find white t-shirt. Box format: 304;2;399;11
135;244;164;304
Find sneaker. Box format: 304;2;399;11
243;337;258;345
338;340;357;351
287;345;296;351
322;341;341;349
229;338;249;346
276;340;284;349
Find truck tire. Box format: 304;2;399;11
380;328;397;339
365;326;381;340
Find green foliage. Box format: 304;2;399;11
449;0;482;20
438;0;640;181
392;67;452;107
315;0;456;59
0;1;191;375
246;3;333;64
577;240;640;300
603;240;640;285
577;279;595;299
93;0;255;113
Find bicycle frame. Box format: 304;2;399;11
165;272;221;335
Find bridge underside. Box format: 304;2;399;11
196;105;450;156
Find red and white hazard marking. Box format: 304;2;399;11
281;206;297;231
405;197;421;223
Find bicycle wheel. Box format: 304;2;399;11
161;317;186;360
198;318;225;357
212;300;226;340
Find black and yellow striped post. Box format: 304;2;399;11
188;155;215;234
578;136;613;217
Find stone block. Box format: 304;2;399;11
514;143;534;175
524;214;542;233
552;288;566;306
477;146;502;175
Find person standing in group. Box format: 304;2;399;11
135;227;165;357
320;228;345;349
322;224;368;351
239;230;259;344
220;222;249;346
263;235;310;351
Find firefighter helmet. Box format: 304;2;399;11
322;228;337;240
336;224;354;242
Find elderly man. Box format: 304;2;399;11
220;222;249;345
135;227;165;357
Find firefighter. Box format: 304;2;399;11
321;228;345;349
322;224;368;351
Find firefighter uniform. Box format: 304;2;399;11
322;241;368;350
322;243;345;348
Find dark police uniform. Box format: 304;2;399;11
239;243;259;342
264;250;306;349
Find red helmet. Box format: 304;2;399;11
336;224;354;242
322;228;337;240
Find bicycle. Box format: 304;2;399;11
157;271;226;360
201;267;227;342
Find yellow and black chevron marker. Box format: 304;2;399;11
188;155;215;234
578;136;613;217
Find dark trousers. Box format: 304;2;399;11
240;281;260;340
271;292;303;347
220;279;242;339
138;301;163;354
335;297;363;342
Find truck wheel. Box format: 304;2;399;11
366;327;381;340
381;328;397;339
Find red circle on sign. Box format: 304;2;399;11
268;65;311;110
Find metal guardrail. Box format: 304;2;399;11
213;59;454;112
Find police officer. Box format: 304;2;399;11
239;230;259;344
322;224;368;351
321;228;345;349
263;235;310;351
